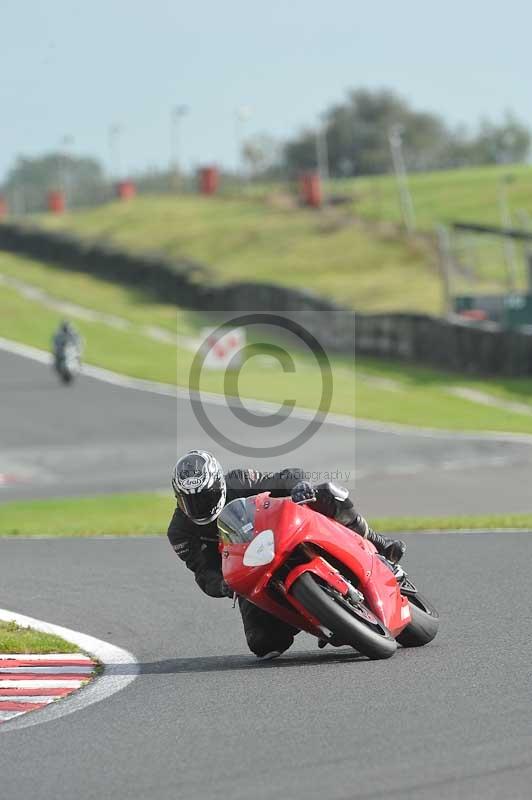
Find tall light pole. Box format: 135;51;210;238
235;106;252;185
108;123;123;182
516;208;532;292
498;174;518;291
315;115;330;205
388;124;416;234
59;135;74;199
171;105;189;186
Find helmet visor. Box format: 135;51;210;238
176;485;223;523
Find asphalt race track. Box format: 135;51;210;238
1;534;531;800
1;348;532;799
3;347;532;516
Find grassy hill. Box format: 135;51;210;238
337;163;532;228
35;195;441;314
33;163;532;315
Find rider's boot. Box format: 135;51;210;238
257;650;282;661
352;514;406;563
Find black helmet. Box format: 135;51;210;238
171;450;226;525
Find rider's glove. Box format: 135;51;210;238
291;481;317;505
381;538;406;564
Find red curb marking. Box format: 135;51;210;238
0;688;73;696
0;673;91;681
0;653;98;723
0;660;94;668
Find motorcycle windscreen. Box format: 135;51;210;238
218;496;257;544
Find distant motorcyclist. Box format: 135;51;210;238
52;320;82;368
168;450;406;659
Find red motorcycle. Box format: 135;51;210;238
219;492;439;660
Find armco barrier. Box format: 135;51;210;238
354;312;532;376
1;221;532;375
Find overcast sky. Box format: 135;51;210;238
1;0;530;180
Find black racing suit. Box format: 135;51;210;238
52;329;82;368
167;468;383;657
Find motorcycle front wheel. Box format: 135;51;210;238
290;572;397;660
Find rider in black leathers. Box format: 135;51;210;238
168;450;406;659
52;320;82;370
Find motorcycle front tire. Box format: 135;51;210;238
291;572;397;660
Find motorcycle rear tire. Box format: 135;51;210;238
291;572;397;660
396;593;439;648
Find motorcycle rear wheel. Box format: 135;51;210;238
396;593;439;648
291;572;397;660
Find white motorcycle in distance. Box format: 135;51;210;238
55;342;81;384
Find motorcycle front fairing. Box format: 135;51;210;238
219;494;320;633
219;493;409;637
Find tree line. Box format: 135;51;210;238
2;87;530;211
264;89;531;178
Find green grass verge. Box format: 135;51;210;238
0;492;174;537
0;620;81;654
374;514;532;533
354;356;532;434
6;251;532;433
1;492;530;539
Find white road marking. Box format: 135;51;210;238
0;608;138;731
0;711;25;721
0;337;51;367
0;666;94;674
0;680;84;688
2;334;532;445
0;696;64;703
447;386;532;416
0;272;182;345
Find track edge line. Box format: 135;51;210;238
3;333;532;444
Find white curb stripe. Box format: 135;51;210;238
0;666;94;674
0;711;25;721
0;680;84;688
0;608;138;731
2;333;532;444
0;696;63;703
